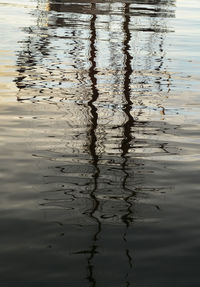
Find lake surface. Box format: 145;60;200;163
0;0;200;286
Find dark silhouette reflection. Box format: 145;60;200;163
11;1;177;286
86;4;101;286
121;3;135;285
121;2;135;221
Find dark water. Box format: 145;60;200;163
0;0;200;285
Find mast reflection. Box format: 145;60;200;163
121;3;135;285
14;0;175;286
86;3;101;286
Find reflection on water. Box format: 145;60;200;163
1;0;200;286
16;0;176;221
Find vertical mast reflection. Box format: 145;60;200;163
87;3;101;286
121;3;134;286
121;2;135;229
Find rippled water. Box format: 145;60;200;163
0;0;200;285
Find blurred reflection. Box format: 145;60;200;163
14;0;175;285
121;3;135;285
86;4;101;285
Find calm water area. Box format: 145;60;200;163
0;0;200;285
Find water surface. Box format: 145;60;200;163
0;0;200;286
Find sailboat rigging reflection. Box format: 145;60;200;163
86;3;101;285
14;0;175;285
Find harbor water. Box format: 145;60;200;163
0;0;200;286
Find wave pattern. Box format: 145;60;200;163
3;0;200;286
14;0;177;226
